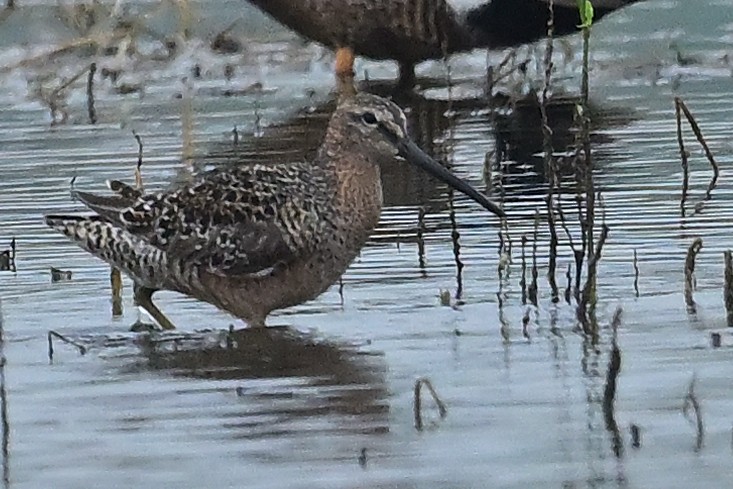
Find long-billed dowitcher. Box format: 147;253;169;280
246;0;643;87
45;93;504;330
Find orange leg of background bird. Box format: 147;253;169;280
335;47;356;96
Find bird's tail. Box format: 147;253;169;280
44;215;168;289
464;0;640;49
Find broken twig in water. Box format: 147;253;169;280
0;238;14;273
675;98;690;217
682;375;704;452
111;267;123;317
414;377;447;431
684;238;703;313
630;424;641;449
47;330;87;362
675;97;719;215
50;266;72;282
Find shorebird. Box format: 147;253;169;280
246;0;643;88
45;93;504;330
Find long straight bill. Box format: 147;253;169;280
397;138;505;218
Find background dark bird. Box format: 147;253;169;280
246;0;645;87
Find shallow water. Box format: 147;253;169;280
1;0;733;488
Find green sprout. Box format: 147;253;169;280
577;0;595;28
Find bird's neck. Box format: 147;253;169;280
316;141;383;233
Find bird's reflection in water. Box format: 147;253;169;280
136;326;389;437
205;83;471;210
490;91;636;186
206;79;635;206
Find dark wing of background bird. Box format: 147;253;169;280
75;164;332;277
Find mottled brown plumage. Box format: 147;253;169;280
247;0;644;86
45;93;504;330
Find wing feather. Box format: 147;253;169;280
84;163;332;277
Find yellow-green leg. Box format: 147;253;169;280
133;284;177;330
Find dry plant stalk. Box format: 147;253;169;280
675;98;690;216
540;0;560;303
684;238;703;313
413;378;447;431
724;250;733;327
86;62;97;124
675;97;719;215
47;330;87;362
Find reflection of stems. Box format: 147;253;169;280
0;299;9;489
633;249;640;297
181;81;195;171
574;14;600;329
683;376;704;452
417;207;427;276
447;193;463;300
580;25;594;262
724;251;733;327
603;307;624;459
578;224;609;333
529;211;539;307
520;235;527;305
684;238;703;313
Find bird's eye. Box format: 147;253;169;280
361;112;378;125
